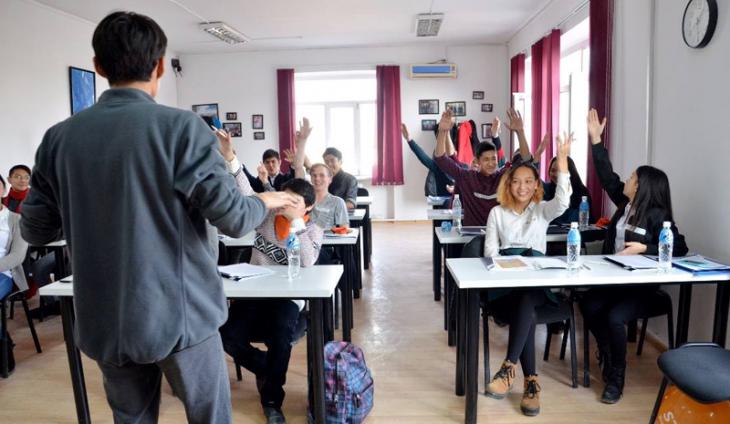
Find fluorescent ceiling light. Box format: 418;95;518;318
199;22;248;44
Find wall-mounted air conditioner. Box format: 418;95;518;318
409;63;457;79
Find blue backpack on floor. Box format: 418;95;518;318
323;341;374;423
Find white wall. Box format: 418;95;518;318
0;0;178;178
176;44;509;220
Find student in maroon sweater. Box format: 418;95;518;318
434;109;532;226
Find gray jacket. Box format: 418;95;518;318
0;210;29;291
21;88;267;365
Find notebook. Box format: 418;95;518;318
672;255;730;274
603;255;659;270
219;263;275;281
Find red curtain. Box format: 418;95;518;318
372;65;404;185
510;54;526;151
276;69;296;173
530;29;561;179
587;0;614;219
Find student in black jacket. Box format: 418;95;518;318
243;149;296;193
579;109;689;405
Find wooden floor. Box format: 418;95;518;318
0;221;664;423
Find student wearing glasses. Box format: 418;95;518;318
2;165;32;213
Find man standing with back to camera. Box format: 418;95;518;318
21;11;296;423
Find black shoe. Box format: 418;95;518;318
263;406;286;424
601;366;625;404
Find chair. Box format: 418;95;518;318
460;236;579;390
2;289;43;377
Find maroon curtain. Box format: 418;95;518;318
276;69;296;173
510;54;526;152
530;29;561;179
372;65;404;185
587;0;614;219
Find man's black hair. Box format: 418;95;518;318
323;147;343;161
92;11;167;85
8;164;31;177
262;149;280;161
281;178;316;208
476;141;497;159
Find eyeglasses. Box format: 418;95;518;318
10;175;30;181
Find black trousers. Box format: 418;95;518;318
219;299;301;409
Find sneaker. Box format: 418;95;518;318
485;360;516;399
520;375;541;416
601;366;625;404
263;406;286;424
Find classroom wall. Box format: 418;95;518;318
176;44;509;220
0;0;179;177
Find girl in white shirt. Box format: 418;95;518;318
483;133;573;417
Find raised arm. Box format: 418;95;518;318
434;110;454;157
542;132;573;221
214;128;254;196
505;108;531;161
588;108;628;206
490;117;506;167
287;117;313;179
403;123;442;175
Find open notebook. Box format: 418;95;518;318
219;263;274;281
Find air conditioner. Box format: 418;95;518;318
409;63;457;79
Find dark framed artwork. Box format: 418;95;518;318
472;91;485;100
481;123;493;139
253;131;265;140
418;99;439;115
481;103;493;113
252;114;264;129
226;112;237;120
69;66;96;115
445;101;466;116
421;119;437;131
222;122;242;137
192;103;220;127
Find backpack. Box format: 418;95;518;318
323;341;374;423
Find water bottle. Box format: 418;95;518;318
287;231;301;280
579;196;590;229
452;194;463;232
567;222;581;271
658;221;674;272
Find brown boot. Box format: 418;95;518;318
520;375;541;416
485;360;516;399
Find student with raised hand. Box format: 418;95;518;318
542;156;591;225
482;132;573;417
401;123;454;197
579;108;689;405
434;108;531;226
2;165;32;213
242;149;296;193
214;128;254;196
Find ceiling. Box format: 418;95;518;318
36;0;552;54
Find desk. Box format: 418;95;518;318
446;256;730;424
427;196;451;206
348;209;366;298
427;208;458;302
31;239;70;279
39;265;343;424
355;197;373;271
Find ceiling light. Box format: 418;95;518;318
199;22;248;44
416;13;444;37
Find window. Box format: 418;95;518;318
295;71;376;176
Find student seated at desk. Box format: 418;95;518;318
482;133;573;417
543;155;591;225
2;165;31;213
579;109;689;404
322;147;358;210
242;149;296;193
220;178;323;424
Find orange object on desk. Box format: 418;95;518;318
595;217;611;228
331;226;350;234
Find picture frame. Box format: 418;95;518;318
69;66;96;115
226;112;237;120
192;103;220;128
418;99;439;115
252;114;264;130
481;103;493;113
253;131;265;140
421;119;437;131
222;122;242;137
481;123;493;139
445;101;466;117
472;91;485;100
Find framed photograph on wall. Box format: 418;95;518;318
253;131;265;140
192;103;220;127
421;119;437;131
472;91;485;100
222;122;242;137
445;101;466;116
252;114;264;129
226;112;237;120
69;66;96;115
418;99;439;115
481;103;493;113
481;123;493;139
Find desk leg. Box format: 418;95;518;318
465;288;479;424
363;206;371;270
433;222;442;302
308;299;326;424
455;287;467;396
713;282;729;347
60;298;91;424
446;245;457;347
342;245;353;342
354;232;362;299
676;284;693;346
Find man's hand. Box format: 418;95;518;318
446;184;455;194
556;131;574;173
587;108;607;145
401;123;410;141
438;110;455;131
255;191;298;210
283;148;296;163
214;129;235;162
295;117;312;147
616;242;648;255
504;108;524;133
256;163;268;183
490;117;501;138
535;133;550;160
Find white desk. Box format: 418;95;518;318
427;208;458;220
348;208;366;221
221;229;360;248
356;196;372;206
427;196;451;206
445;256;730;424
40;265;343;424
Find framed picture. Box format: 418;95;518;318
192;103;220;128
418;99;439;115
222;122;242;137
421;119;437;131
445;101;466;117
253;131;265;140
481;123;493;139
472;91;485;100
481;103;493;113
69;66;96;115
252;114;264;129
226;112;237;120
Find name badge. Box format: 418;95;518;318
626;225;647;236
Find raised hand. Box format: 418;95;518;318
587;108;607;145
490;117;501;137
438;109;455;131
256;163;268;182
283;148;295;164
504;108;524;133
295;117;312;146
535;133;550;160
555;131;574;172
401;123;410;141
214;128;235;161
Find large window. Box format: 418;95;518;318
295;71;376;177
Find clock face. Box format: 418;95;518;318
683;0;718;48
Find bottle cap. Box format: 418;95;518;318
290;218;306;233
581;196;587;201
570;222;579;229
663;221;671;228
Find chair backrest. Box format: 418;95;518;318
461;235;485;258
357;187;369;197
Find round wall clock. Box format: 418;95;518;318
682;0;718;48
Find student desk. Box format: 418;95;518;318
39;265;343;424
427;208;459;302
348;209;367;298
356;196;373;270
445;256;730;424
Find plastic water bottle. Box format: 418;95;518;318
567;222;581;271
452;194;463;232
579;196;590;229
287;231;301;280
658;221;674;272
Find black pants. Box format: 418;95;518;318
219;299;301;409
488;289;549;376
579;286;661;368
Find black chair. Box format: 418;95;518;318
461;236;579;390
2;289;43;378
649;343;730;424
